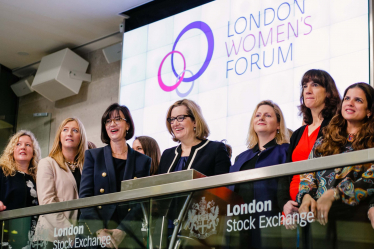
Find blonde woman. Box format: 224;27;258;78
228;100;290;249
0;130;41;248
35;117;87;245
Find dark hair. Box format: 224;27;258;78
135;136;161;176
87;141;97;149
101;103;135;144
299;69;341;125
221;139;232;159
316;83;374;156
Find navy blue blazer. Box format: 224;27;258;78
79;144;151;234
158;140;231;176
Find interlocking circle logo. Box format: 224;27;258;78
158;21;214;97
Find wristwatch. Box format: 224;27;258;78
333;188;340;201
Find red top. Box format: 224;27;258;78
289;125;321;201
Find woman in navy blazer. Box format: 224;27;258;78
228;100;290;249
79;103;151;248
158;99;231;176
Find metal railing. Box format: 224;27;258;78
0;147;374;220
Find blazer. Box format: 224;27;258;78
158;140;231;176
79;144;151;234
35;157;80;242
277;118;331;209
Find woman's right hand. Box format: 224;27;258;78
0;201;6;211
283;201;299;229
299;194;316;218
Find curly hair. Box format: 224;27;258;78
0;130;41;179
299;69;341;125
316;83;374;156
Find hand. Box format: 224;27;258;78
283;201;299;230
368;207;374;229
0;201;6;211
96;229;115;248
105;229;126;249
299;194;316;219
316;189;334;226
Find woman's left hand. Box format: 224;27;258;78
368;207;374;229
105;229;126;249
316;189;335;226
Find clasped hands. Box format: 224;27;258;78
299;190;334;226
97;228;126;249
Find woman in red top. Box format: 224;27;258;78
277;69;341;219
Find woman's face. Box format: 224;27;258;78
105;111;129;142
303;81;327;110
60;121;81;150
342;87;371;124
253;105;280;137
13;135;33;165
170;105;195;143
132;139;144;154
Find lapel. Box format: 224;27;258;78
123;144;135;181
230;149;257;173
104;145;116;193
65;165;78;194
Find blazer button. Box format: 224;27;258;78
100;188;104;193
102;172;107;177
98;206;102;209
128;208;131;211
134;176;137;179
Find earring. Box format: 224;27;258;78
126;130;129;134
277;129;280;134
194;127;196;132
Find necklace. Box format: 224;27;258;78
347;133;356;142
112;149;127;156
66;161;78;172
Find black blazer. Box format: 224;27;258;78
158;140;231;176
79;144;151;234
277;118;331;209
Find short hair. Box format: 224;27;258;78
49;117;88;171
299;69;341;125
166;99;210;142
135;136;161;176
0;130;41;179
101;103;135;144
247;100;290;149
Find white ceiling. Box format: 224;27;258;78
0;0;152;74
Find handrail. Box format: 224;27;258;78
1;147;374;220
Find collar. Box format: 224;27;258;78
252;138;277;152
176;139;207;153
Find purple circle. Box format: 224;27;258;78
171;21;214;82
175;70;194;97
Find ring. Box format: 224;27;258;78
321;214;324;219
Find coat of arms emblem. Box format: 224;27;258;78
183;197;219;239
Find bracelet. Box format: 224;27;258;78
333;188;340;201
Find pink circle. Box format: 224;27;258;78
158;51;186;92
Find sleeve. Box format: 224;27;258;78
336;163;374;206
295;172;318;203
213;142;231;175
36;159;72;229
78;150;104;234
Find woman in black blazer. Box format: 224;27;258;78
79;103;151;249
158;99;231;176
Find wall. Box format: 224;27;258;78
17;49;120;155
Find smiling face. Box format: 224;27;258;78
132;139;144;154
105;110;129;142
342;87;371;124
303;81;327;111
253;105;280;137
60;121;81;150
13;135;34;165
170;105;196;143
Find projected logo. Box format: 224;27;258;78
158;21;214;97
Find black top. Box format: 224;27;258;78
71;169;81;194
113;157;127;192
277;118;331;209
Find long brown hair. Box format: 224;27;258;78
299;69;341;125
316;83;374;156
135;136;161;175
49;118;88;171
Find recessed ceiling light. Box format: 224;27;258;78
17;52;29;56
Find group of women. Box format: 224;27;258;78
0;69;373;248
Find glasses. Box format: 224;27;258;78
167;115;192;124
105;117;127;125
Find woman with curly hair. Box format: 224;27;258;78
0;130;41;248
297;83;374;230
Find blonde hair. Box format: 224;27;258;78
247;100;290;149
0;130;41;179
166;99;210;142
49;118;88;171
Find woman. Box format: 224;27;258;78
35;118;87;246
228;100;290;248
297;83;374;228
0;130;41;248
132;136;161;176
79;103;151;249
277;69;341;217
158;99;231;176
